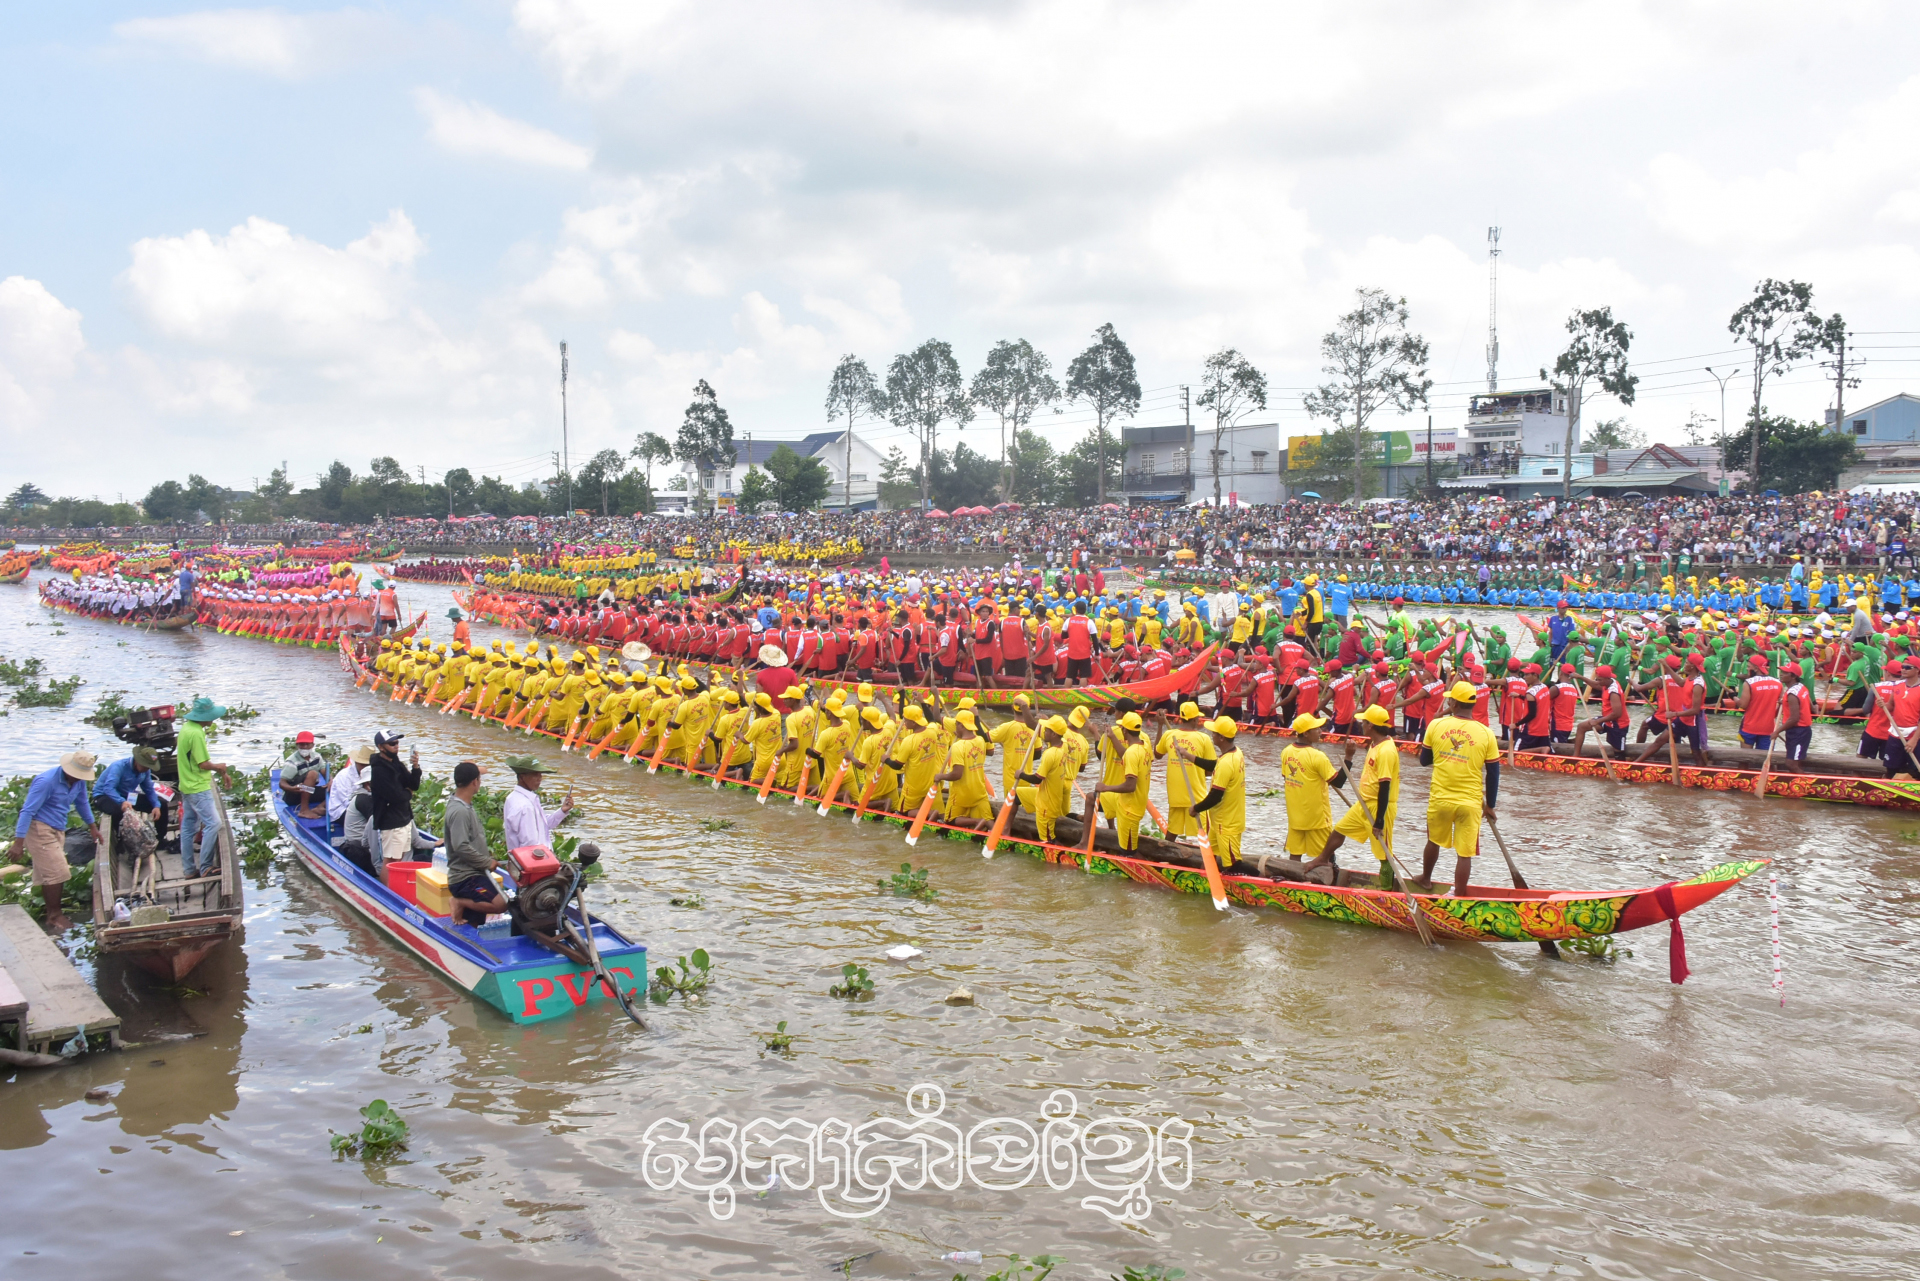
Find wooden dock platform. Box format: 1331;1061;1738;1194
0;905;120;1054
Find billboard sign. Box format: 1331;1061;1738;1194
1288;431;1456;469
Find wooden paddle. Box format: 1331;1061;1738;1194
1147;796;1227;911
904;694;951;845
1485;814;1558;957
1337;783;1432;947
646;713;677;773
1754;733;1778;799
982;717;1041;859
851;704;908;822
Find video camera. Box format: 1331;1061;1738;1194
112;704;180;781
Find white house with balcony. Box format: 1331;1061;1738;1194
1120;422;1282;505
675;429;887;511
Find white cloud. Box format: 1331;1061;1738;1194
112;7;382;78
123;211;423;354
0;277;85;380
521;246;610;309
415;89;594;171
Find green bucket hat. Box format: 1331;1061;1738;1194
446;607;463;620
505;755;548;775
183;696;227;723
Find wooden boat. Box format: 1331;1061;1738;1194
1228;720;1920;810
272;782;647;1023
798;643;1221;711
91;786;241;982
0;567;30;584
39;587;196;631
337;639;1760;955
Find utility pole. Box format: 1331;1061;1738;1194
1425;412;1434;495
1181;384;1191;503
1706;366;1738;493
844;418;854;513
1822;329;1863;439
559;340;571;512
1486;226;1501;393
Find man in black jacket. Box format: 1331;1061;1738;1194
369;729;421;868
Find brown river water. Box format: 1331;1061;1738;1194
2;569;1917;1281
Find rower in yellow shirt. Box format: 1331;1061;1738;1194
1308;704;1400;884
854;705;901;810
1094;700;1139;822
1064;705;1093;775
892;705;941;813
1012;717;1071;842
1415;682;1502;895
987;698;1037;798
742;692;785;784
1189;715;1247;870
936;711;994;824
1153;701;1214;836
808;702;858;806
1279;713;1345;868
1090;712;1152;851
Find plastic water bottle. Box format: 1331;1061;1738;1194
432;846;448;870
112;898;132;923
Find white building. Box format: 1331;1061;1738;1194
1120;422;1283;505
1455;386;1570;477
677;430;887;511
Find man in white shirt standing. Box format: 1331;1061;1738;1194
502;755;575;851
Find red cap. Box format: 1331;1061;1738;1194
1326;660;1343;673
295;731;315;744
1595;664;1613;679
1373;661;1389;675
1784;661;1802;676
1748;654;1768;670
1524;663;1542;675
1506;657;1521;670
1560;663;1574;675
1889;659;1905;675
1392;596;1405;605
1688;654;1706;670
1664;655;1683;669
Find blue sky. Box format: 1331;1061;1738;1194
5;1;1920;501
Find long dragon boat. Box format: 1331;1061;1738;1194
338;638;1760;963
39;587;197;630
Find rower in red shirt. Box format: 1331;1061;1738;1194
1736;653;1781;750
1550;664;1579;743
1326;661;1356;734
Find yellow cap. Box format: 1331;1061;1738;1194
862;706;887;727
1118;711;1143;731
1068;705;1089;727
753;692;773;710
1449;680;1477;703
1210;715;1238;738
1012;693;1032;709
904;705;927;725
1179;700;1202;721
1358;705;1392;727
1044;715;1070;735
857;682;875;699
955;710;977;731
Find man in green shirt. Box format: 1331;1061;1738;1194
443;761;506;926
176;697;234;878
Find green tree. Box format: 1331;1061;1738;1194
1196;347;1268;504
1064;323;1140;505
1543;306;1638;498
183;474;228;523
1728;279;1825;487
824;354;883;511
578;448;629;516
443;467;475;516
1284;427;1382;503
5;483;50;512
764;444;832;512
881;340;972;510
970;339;1058;502
1581;417;1645;452
876;445;919;510
929;441;1001;510
1006;428;1060;505
1724;412;1856;494
142;480;187;522
630;430;674;491
1303;288;1430;507
735;466;775;515
1059;430;1122;507
674;379;736;511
